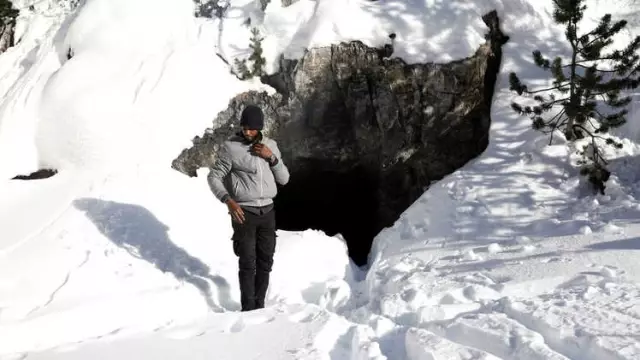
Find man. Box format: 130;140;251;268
207;104;290;311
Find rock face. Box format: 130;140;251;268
258;0;299;10
173;11;508;265
280;0;299;7
0;3;18;54
194;0;228;18
0;21;12;53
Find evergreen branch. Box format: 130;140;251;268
546;109;566;126
573;124;611;166
547;97;570;105
547;109;566;145
590;90;616;97
523;83;570;94
575;63;619;73
574;122;610;142
574;57;618;65
593;108;609;123
580;33;606;49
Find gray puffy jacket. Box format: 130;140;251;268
207;134;290;207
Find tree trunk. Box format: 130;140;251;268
565;18;579;141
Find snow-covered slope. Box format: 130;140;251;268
364;1;640;359
1;0;639;359
0;0;352;357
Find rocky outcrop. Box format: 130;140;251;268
0;21;13;53
173;11;508;265
259;0;300;10
194;0;228;18
12;169;57;180
0;1;19;54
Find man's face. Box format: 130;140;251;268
242;127;259;141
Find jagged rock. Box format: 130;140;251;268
258;0;270;11
0;1;18;54
173;10;508;265
12;169;57;180
194;0;228;18
258;0;298;9
0;21;13;53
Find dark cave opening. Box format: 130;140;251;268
273;162;381;267
169;11;508;267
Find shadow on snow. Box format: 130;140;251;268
73;198;237;312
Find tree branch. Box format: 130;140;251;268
524;82;570;94
574;57;618;65
547;109;566;145
574;63;619;72
572;124;610;165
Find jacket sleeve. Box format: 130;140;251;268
269;140;290;185
207;143;233;203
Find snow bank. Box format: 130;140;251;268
359;1;640;359
0;2;71;178
222;0;560;71
0;167;354;355
0;0;354;356
271;230;355;308
0;0;251;178
35;0;225;172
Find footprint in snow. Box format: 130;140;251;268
229;317;246;333
164;327;208;339
152;320;174;332
226;311;276;333
53;343;81;353
288;307;322;323
541;256;569;263
0;353;28;360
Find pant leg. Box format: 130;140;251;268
232;212;258;311
254;209;276;309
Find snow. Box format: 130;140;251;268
1;0;640;359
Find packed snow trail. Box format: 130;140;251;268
19;304;382;360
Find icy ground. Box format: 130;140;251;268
1;0;640;359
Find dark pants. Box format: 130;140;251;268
231;207;276;311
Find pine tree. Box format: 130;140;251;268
232;27;266;80
233;57;252;80
248;27;266;77
509;0;640;194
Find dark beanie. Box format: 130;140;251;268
240;105;264;130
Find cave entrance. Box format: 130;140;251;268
273;160;382;267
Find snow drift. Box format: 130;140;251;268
0;0;354;356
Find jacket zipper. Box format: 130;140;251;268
258;156;264;201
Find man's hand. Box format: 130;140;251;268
226;198;245;224
250;143;273;159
